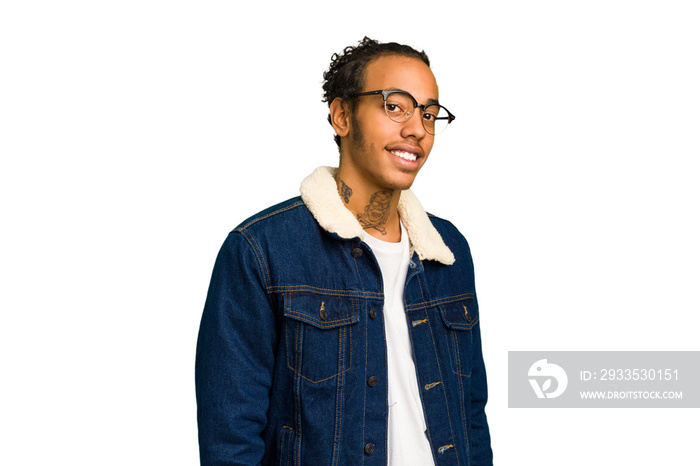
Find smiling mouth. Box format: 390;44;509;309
390;149;418;162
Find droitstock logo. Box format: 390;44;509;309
528;359;568;399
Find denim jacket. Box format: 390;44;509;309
196;166;492;465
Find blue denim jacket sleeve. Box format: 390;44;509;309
462;234;493;464
195;231;276;466
470;311;492;463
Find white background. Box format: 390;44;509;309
1;1;698;464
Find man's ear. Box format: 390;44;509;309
329;97;350;138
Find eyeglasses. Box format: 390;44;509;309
349;89;455;135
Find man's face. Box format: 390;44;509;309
344;55;439;192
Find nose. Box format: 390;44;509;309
401;108;428;140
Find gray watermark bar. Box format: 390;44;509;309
508;351;700;408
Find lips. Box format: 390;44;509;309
387;144;423;163
390;149;418;161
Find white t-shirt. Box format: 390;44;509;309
363;223;435;466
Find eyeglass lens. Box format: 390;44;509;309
384;92;450;135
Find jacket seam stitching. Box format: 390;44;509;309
287;365;352;384
285;311;357;327
416;263;426;302
238;229;272;289
353;242;368;466
410;309;433;462
267;285;382;298
234;200;306;231
425;311;461;464
405;293;476;311
445;317;479;331
293;319;302;466
332;326;346;466
452;328;469;463
450;330;473;378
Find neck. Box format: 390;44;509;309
335;168;402;243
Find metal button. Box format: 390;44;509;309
320;309;328;321
463;304;472;323
409;260;416;268
364;443;375;455
367;376;379;387
351;247;363;258
369;308;377;319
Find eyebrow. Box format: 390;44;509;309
386;87;440;106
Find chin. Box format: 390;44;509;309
383;173;418;191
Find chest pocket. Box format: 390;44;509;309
440;296;478;378
283;293;359;383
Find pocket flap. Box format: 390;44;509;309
283;293;359;329
440;297;478;331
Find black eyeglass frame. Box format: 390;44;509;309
349;89;456;134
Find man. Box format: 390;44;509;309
196;37;492;465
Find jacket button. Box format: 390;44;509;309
364;443;375;455
369;308;377;319
367;376;379;387
465;313;472;323
320;309;328;321
351;247;363;258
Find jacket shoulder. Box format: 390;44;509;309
426;212;474;258
426;212;467;240
233;196;309;232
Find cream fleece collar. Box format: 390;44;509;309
299;166;455;265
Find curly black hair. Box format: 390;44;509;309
322;37;431;148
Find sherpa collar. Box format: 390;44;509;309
299;166;455;265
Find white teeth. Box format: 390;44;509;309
391;150;417;161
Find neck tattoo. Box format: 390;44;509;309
339;179;353;204
357;191;392;235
